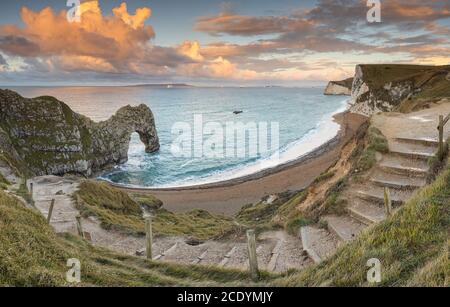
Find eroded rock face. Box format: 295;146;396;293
349;65;416;116
324;78;353;96
0;89;159;177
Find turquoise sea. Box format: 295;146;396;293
11;86;348;188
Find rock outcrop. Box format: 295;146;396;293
0;89;159;177
324;78;353;96
349;64;450;116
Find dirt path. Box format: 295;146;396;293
29;175;310;272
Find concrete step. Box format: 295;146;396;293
266;237;311;272
162;242;208;265
200;242;235;266
347;200;387;225
323;215;367;242
389;141;436;160
395;137;439;147
354;188;407;206
370;171;427;190
300;226;340;264
379;155;429;177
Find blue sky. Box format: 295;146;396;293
0;0;449;85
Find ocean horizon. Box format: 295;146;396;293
11;86;349;188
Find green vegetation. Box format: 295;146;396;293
0;173;9;190
273;158;450;287
74;180;239;240
235;191;296;233
14;179;33;204
357;127;388;171
0;189;275;286
313;170;336;184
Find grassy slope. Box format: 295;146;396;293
74;180;240;240
274;159;450;287
0;189;275;286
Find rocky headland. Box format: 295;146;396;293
0;89;159;177
324;77;353;96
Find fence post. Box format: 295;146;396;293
145;216;153;260
246;229;259;281
384;187;392;217
29;182;34;204
76;215;85;239
438;115;444;160
47;199;55;223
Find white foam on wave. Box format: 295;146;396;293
148;98;350;189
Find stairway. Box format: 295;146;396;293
300;130;439;264
149;230;310;272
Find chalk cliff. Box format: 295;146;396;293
0;89;159;177
349;64;450;116
324;78;353;96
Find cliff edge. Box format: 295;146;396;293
0;89;159;177
324;78;353;96
350;64;450;116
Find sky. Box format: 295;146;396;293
0;0;449;86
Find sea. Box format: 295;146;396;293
10;86;349;188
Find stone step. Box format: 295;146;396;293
347;200;386;225
395;137;439;147
354;188;406;206
389;149;435;160
379;155;429;177
199;242;235;266
370;171;427;190
161;242;208;264
300;226;340;264
323;215;367;242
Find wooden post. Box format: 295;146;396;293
29;182;34;203
246;229;259;281
384;187;392;217
145;216;153;260
47;199;55;223
438;115;444;160
76;215;85;239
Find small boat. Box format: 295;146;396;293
233;110;243;115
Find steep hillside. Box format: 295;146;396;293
350;64;450;115
0;189;273;286
0;89;159;177
273;156;449;287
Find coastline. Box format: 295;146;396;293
111;111;368;215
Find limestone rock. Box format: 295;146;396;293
0;89;160;177
324;78;353;96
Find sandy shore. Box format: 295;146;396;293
113;112;368;215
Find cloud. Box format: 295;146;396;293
0;1;161;73
195;12;314;36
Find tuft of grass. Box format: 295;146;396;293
273;157;450;287
74;180;239;240
14;179;33;204
0;189;276;286
0;173;9;190
313;170;336;184
357;127;388;171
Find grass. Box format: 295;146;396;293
357;127;389;171
0;189;276;286
14;179;33;204
273;158;450;287
0;173;9;190
74;180;240;240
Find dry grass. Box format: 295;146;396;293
74;180;240;240
273;158;450;287
0;188;277;286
